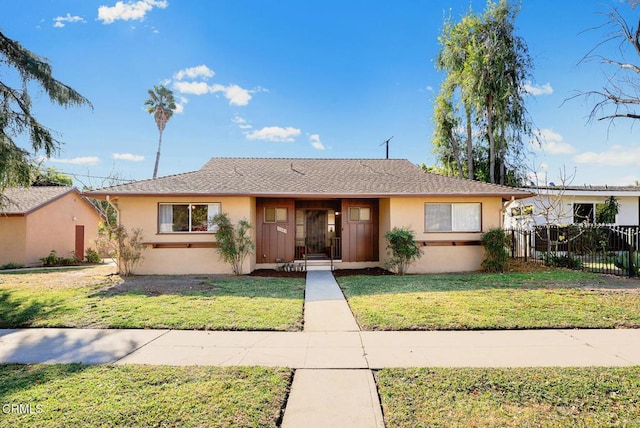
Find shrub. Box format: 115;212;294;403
481;228;509;272
615;251;640;276
40;250;60;266
85;248;102;264
113;225;145;276
211;213;255;275
385;227;423;275
1;262;24;270
539;252;584;270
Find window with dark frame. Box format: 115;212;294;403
158;203;221;233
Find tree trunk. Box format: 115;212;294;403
499;125;505;185
153;129;163;179
448;130;465;178
486;94;496;184
465;104;474;180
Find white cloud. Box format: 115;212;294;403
113;153;144;162
425;85;434;92
310;134;325;150
174;96;187;114
524;81;553;96
45;156;100;165
173;81;210;95
97;0;168;24
246;126;301;142
53;13;86;28
533;129;576;155
574;145;640;166
173;65;215;81
232;116;252;129
211;84;252;106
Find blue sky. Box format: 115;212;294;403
2;0;639;187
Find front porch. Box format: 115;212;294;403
255;198;379;267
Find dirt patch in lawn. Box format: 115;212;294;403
102;275;221;295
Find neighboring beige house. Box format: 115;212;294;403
87;158;532;275
0;186;103;267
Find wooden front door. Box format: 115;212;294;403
341;199;379;262
305;210;327;254
75;225;85;260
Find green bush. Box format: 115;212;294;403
385;227;423;275
545;253;583;270
211;213;255;275
1;262;24;270
40;250;60;266
481;228;509;272
615;251;640;275
85;247;102;263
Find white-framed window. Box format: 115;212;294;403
348;207;371;222
264;207;287;223
425;203;481;232
158;203;221;233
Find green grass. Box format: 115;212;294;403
338;271;640;330
0;268;305;331
376;367;640;427
0;364;292;427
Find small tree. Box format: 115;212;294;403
211;213;255;275
481;228;510;272
385;227;423;275
113;225;145;276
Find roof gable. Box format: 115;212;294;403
1;186;78;215
87;157;533;198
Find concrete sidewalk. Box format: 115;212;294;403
1;328;639;367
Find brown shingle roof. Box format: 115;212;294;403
1;186;76;215
86;158;533;198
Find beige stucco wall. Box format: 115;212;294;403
0;192;102;267
116;195;255;275
380;196;504;273
0;217;27;266
25;193;102;265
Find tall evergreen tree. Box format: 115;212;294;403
145;85;176;179
432;0;533;185
0;31;91;194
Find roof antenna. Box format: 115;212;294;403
380;136;393;159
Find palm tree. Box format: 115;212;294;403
145;85;176;179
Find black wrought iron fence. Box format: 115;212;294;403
506;225;639;277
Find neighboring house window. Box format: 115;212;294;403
425;203;481;232
264;207;287;223
158;203;221;233
348;207;370;222
573;203;612;223
510;205;534;217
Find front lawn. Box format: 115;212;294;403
0;364;291;428
0;266;305;331
376;367;640;427
337;270;640;330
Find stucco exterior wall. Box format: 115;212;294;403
382;196;503;273
24;193;102;265
0;217;27;266
116;195;255;275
